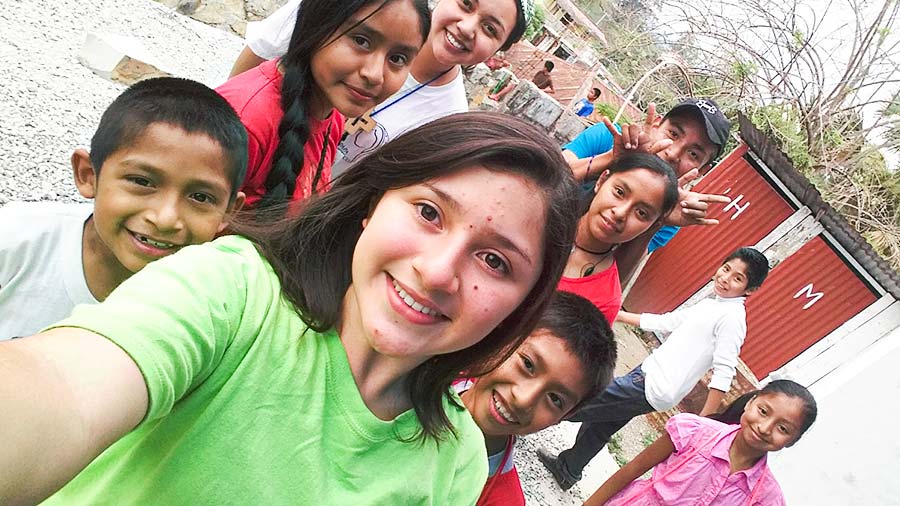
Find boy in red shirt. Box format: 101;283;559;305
456;291;618;505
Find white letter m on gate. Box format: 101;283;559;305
793;283;824;310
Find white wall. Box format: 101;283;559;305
769;321;900;505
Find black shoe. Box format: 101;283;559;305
536;447;580;491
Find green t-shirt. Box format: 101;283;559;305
43;235;487;505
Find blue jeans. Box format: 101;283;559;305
557;365;654;480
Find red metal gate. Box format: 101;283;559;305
624;144;795;313
741;236;879;377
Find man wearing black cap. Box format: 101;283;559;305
562;98;733;281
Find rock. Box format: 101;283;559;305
553;111;588;145
79;32;172;85
190;0;245;25
245;0;286;21
505;80;564;130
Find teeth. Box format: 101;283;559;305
392;280;442;317
446;31;467;51
492;392;518;423
136;233;176;250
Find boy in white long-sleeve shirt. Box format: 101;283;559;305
538;247;770;490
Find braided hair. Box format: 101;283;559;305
260;0;430;208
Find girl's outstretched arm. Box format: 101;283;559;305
583;433;676;506
0;329;147;505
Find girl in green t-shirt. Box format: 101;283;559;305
0;111;580;504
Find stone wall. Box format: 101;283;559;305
153;0;286;36
465;63;589;145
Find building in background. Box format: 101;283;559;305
623;113;900;506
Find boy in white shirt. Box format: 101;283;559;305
0;78;247;339
538;247;770;490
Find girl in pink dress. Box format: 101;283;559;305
584;380;817;506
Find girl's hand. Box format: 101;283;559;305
663;169;731;227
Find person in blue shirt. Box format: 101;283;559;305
573;88;601;117
562;98;733;282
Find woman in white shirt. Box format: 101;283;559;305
230;0;535;176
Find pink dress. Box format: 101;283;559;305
608;414;785;506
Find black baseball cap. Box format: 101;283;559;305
664;98;731;162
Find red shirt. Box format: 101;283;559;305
217;59;345;208
477;464;525;506
557;260;622;324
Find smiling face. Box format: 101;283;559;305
343;166;546;366
649;114;718;177
582;168;668;247
739;392;806;453
712;258;752;298
310;0;426;118
427;0;519;67
75;122;241;289
462;330;591;438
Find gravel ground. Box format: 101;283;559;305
0;2;660;502
0;0;242;205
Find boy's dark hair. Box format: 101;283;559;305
90;77;248;201
239;112;579;443
538;292;617;404
544;60;555;71
581;153;679;219
263;0;431;208
709;380;817;443
724;247;769;290
590;87;601;98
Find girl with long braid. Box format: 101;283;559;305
217;0;431;209
230;0;535;177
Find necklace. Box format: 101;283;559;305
572;242;615;256
343;67;454;136
571;243;617;277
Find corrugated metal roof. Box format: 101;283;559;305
624;144;796;313
742;236;879;377
738;114;900;298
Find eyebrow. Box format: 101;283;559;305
689;142;712;158
528;351;579;401
346;18;420;54
425;183;536;267
470;0;510;33
121;160;230;195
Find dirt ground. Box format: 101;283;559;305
517;322;660;505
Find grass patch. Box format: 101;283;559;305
607;434;628;468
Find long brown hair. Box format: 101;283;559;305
240;112;579;441
260;0;431;207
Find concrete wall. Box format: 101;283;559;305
769;314;900;505
465;63;588;145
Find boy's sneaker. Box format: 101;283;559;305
536;447;579;491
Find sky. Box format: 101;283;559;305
652;0;900;168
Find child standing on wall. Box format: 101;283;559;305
540;247;771;490
217;0;431;209
584;380;817;505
